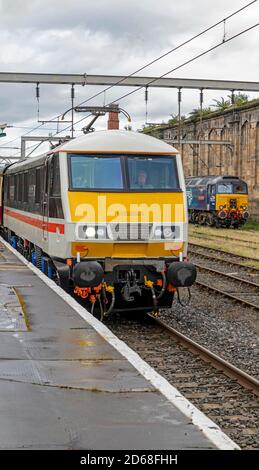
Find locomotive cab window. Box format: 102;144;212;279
233;182;248;194
69;155;123;190
217;183;232;194
128;156;179;190
217;182;248;194
68;153;180;191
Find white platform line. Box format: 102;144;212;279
0;235;240;450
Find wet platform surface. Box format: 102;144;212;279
0;240;217;449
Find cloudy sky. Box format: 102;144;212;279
0;0;259;157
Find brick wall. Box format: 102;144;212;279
147;101;259;221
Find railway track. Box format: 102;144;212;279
188;244;259;277
189;231;259;249
107;313;259;449
148;315;259;397
188;242;259;265
187;243;259;309
193;264;259;310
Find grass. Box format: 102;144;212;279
189;223;259;267
188;224;259;243
240;218;259;231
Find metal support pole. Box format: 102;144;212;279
36;82;40;121
199;88;204;174
231;90;235;105
71;83;75;138
20;136;71;160
21;138;26;160
145;86;148;124
178;87;182;148
230;89;237;175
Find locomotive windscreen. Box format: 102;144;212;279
128;156;179;190
217;181;248;194
70;155;123;189
68;154;180;191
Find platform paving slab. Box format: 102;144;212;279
0;240;219;449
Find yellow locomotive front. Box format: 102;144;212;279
215;178;249;227
58;131;196;317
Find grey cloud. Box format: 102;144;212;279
0;0;258;150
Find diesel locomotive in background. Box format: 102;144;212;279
185;175;249;228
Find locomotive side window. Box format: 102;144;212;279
28;170;36;202
48;157;64;218
50;157;61;196
9;175;15;201
23;173;29;203
14;175;18;201
210;185;216;195
35;168;42;204
18;173;23;202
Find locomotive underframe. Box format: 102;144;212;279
1;224;197;318
189;209;247;228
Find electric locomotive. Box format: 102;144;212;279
0;131;196;318
185;175;249;228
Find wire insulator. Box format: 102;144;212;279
200;89;203;106
71;84;75;100
223;19;226;42
36;83;40;99
145;86;148;103
145;86;148;124
36;83;40;121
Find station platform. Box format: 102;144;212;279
0;237;237;450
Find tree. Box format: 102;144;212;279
211;97;231;111
168;114;186;125
189;107;212;119
227;92;249;107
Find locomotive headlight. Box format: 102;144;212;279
96;227;106;239
153;225;177;239
97;227;105;236
85;226;96;238
154;228;162;238
164;227;173;238
219;205;224;210
218;210;227;219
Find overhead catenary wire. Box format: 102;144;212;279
0;0;257;151
54;21;259;140
108;22;259;105
51;0;259;119
13;17;250;161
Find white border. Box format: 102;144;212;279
0;235;239;450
